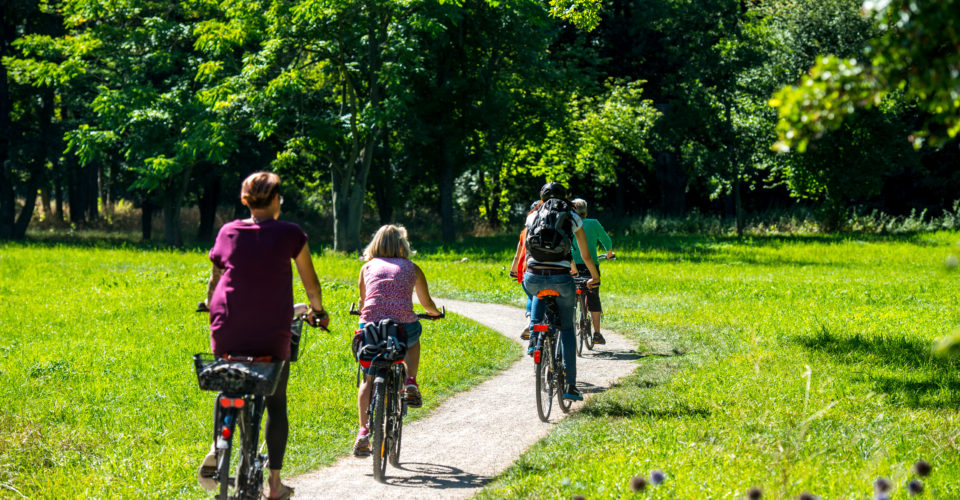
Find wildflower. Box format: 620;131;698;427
630;475;647;491
908;479;923;496
747;486;763;499
798;492;818;500
650;469;665;485
874;477;891;493
913;460;932;477
572;496;586;500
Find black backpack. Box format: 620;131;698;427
353;319;409;364
525;198;575;263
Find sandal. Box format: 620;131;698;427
197;445;218;491
262;484;294;500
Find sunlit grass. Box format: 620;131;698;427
0;244;519;498
410;232;960;499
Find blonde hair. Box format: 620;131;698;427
571;198;588;218
363;225;412;260
241;172;280;209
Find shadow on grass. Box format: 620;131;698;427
580;375;709;419
796;327;960;409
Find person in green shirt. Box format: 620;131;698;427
570;198;614;345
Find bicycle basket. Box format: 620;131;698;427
193;354;286;395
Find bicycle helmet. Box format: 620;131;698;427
539;182;566;201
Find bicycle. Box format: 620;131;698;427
574;253;614;356
530;289;573;422
349;304;445;483
194;303;323;500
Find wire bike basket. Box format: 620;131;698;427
193;354;286;395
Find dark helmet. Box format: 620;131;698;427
539;182;566;201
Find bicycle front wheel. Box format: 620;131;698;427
580;296;594;352
371;384;389;482
535;339;554;422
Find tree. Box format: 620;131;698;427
770;0;960;151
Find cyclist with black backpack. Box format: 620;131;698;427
522;182;600;401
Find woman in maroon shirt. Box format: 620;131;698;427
200;172;329;500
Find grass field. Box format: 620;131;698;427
0;243;519;499
4;231;960;499
409;233;960;499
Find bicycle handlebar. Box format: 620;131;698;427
349;303;445;320
197;301;328;331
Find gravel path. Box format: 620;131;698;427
288;297;640;499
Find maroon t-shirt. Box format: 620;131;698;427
208;219;308;360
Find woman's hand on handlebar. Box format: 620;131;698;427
586;277;600;289
306;307;330;330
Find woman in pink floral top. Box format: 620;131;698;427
353;225;442;457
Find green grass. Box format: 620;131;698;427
6;231;960;499
410;233;960;499
0;244;520;499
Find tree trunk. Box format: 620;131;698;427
734;168;744;237
67;160;86;224
198;175;220;241
86;163;98;221
12;178;38;239
40;185;52;217
371;142;393;225
485;167;501;229
163;165;194;247
440;166;455;242
0;23;14;239
54;173;63;222
141;200;153;241
97;163;105;217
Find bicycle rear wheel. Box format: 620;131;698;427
371;383;390;482
557;339;573;413
216;444;231;500
535;339;554;422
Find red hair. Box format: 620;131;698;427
240;172;280;209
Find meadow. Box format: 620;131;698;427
412;233;960;499
0;243;519;499
3;231;960;499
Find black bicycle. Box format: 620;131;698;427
531;289;573;422
194;303;321;500
574;276;594;356
349;304;444;482
574;253;613;356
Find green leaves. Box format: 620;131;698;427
772;0;960;150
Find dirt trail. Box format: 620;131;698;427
288;297;639;499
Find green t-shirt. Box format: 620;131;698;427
572;218;613;265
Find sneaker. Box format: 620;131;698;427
520;326;530;340
404;382;423;408
197;444;218;490
563;385;583;401
353;429;372;457
592;332;606;345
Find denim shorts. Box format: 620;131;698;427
357;320;422;347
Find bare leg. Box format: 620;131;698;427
591;311;602;333
404;342;421;380
358;376;373;429
265;470;284;498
